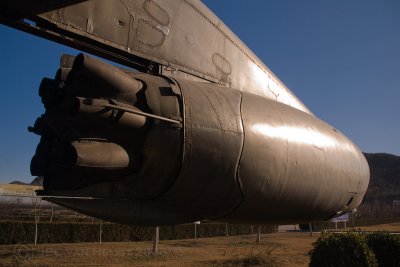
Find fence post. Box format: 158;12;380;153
153;226;159;253
34;197;39;246
50;203;54;222
256;226;261;243
99;220;102;243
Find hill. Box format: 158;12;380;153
9;181;27;185
359;153;400;218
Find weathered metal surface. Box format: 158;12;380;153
224;93;369;223
68;54;143;104
26;54;369;225
0;1;370;226
71;141;130;169
161;80;244;219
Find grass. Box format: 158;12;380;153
0;234;312;267
2;222;399;267
211;246;279;266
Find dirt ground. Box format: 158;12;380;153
357;221;400;232
0;222;399;267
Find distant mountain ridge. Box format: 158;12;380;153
9;181;27;185
8;176;43;186
362;153;400;205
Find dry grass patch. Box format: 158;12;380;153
209;245;279;267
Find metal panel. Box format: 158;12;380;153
223;93;370;223
92;0;130;46
162;80;244;218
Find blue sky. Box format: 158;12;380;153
0;0;399;183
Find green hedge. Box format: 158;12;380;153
309;232;400;267
366;232;400;267
0;221;275;245
309;232;377;267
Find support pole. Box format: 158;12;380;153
99;220;102;243
34;197;38;247
309;222;313;237
256;226;261;243
49;203;54;222
194;223;197;239
153;226;159;253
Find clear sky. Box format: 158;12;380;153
0;0;399;183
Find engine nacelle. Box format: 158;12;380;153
31;54;369;225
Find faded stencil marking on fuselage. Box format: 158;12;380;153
183;0;285;92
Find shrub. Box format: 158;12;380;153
212;246;278;267
366;232;400;267
309;232;377;267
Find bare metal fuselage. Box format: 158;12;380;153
0;0;369;225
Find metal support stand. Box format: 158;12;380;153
309;222;313;237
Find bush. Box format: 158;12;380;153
309;232;377;267
366;232;400;267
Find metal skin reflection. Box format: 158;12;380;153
250;62;307;111
252;124;338;149
227;93;369;224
